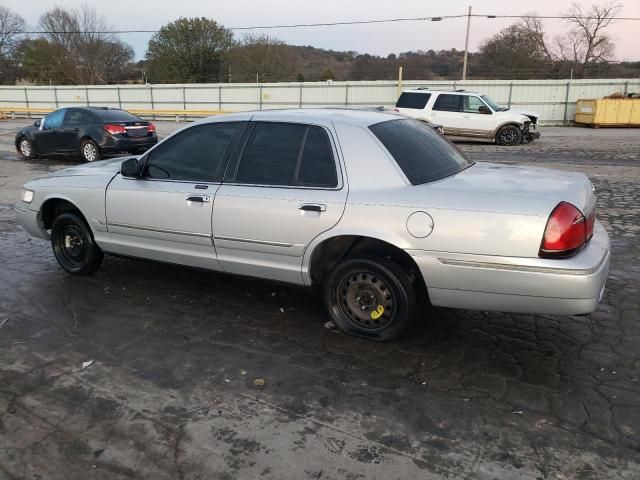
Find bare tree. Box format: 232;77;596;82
558;1;622;76
227;34;298;82
520;16;557;63
0;6;25;58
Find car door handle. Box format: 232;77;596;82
186;194;211;203
299;203;326;212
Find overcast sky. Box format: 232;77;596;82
5;0;640;61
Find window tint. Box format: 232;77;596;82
396;92;431;109
144;122;241;182
64;109;95;125
370;119;473;185
433;94;462;112
94;109;142;123
43;109;65;130
298;127;338;187
235;123;307;185
463;96;487;113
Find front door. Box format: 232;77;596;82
33;108;66;153
457;95;495;138
213;121;348;284
104;120;246;270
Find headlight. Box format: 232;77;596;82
21;189;34;203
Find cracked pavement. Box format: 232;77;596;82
1;120;639;479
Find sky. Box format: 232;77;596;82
4;0;640;61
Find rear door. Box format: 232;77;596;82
212;121;347;284
59;108;96;152
104;120;246;270
429;94;463;135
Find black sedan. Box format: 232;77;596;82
15;107;158;162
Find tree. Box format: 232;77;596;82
320;68;335;81
557;1;622;76
16;38;75;84
227;34;298;82
0;6;26;83
38;5;134;84
146;17;233;83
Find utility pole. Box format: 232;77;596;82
462;6;472;80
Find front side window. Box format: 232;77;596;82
143;122;241;182
433;94;462;112
232;122;338;188
396;92;431;109
481;95;505;111
463;96;489;114
42;109;66;130
370;118;473;185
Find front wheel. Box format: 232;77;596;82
18;138;37;159
51;212;103;275
80;139;101;162
496;125;523;146
323;258;416;342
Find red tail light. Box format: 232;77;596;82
539;202;591;258
104;124;126;135
147;123;156;133
393;108;400;112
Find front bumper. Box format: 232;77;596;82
15;202;49;240
522;123;540;143
409;221;610;316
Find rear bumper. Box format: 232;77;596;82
409;221;610;315
100;134;157;153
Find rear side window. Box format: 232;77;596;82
233;122;338;188
94;109;142;123
433;94;462;112
370;119;473;185
396;92;431;109
144;122;241;182
64;109;95;125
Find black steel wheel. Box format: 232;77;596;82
496;125;523;146
323;258;416;341
18;137;37;159
80;139;101;162
51;212;103;275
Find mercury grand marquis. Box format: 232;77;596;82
15;109;610;341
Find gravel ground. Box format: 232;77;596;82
1;120;639;480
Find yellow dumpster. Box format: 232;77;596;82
575;98;640;127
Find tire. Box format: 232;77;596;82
80;139;101;162
323;257;416;342
51;212;103;275
496;125;523;146
18;137;37;159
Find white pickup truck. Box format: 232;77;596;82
394;89;540;146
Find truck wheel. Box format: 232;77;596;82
80;139;101;162
323;257;416;342
51;212;103;275
496;125;522;146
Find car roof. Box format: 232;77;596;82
402;89;481;96
201;108;403;128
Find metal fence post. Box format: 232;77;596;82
116;86;122;109
624;80;629;96
344;83;349;107
24;87;30;119
563;81;571;126
258;85;263;110
182;86;186;110
149;85;155;120
218;85;222;110
85;87;89;106
53;86;59;109
507;82;513;108
298;83;303;108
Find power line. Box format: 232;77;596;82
16;13;640;35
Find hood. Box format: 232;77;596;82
431;162;595;215
507;108;540;121
40;158;126;179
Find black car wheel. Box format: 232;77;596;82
323;257;416;342
496;125;523;146
51;212;103;275
80;139;101;162
18;137;37;159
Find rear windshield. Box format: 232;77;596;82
94;109;142;122
369;119;473;185
395;92;430;109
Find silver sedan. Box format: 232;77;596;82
15;109;610;341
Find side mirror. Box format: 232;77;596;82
479;105;491;115
34;119;41;127
121;158;140;178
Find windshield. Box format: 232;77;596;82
369;119;473;185
481;95;507;112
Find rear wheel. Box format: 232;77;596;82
323;258;416;341
18;138;37;159
80;139;101;162
496;125;523;146
51;212;103;275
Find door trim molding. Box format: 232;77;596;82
214;235;293;248
108;221;211;238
